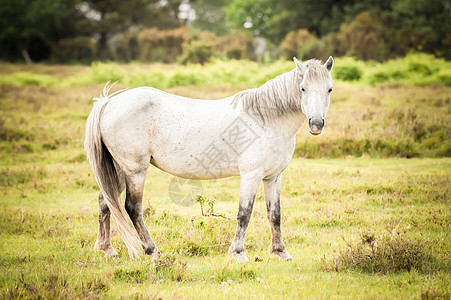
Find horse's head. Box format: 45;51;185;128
294;57;334;135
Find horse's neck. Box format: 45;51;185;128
267;111;306;140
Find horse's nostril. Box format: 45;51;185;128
322;119;325;127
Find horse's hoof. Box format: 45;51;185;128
235;253;250;264
270;249;292;261
278;251;293;261
228;245;250;263
151;251;160;261
104;249;119;259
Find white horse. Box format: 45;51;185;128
85;57;334;263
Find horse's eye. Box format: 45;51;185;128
328;88;333;93
301;87;305;92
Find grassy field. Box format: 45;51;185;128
0;59;450;298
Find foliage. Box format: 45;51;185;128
363;53;449;85
0;0;79;62
335;12;391;61
332;58;363;81
2;53;450;90
324;231;428;273
276;1;451;61
1;0;451;63
1;55;450;159
190;0;233;36
279;29;311;60
179;31;217;65
215;30;256;60
77;0;184;60
53;36;96;64
225;0;352;44
279;29;332;62
196;195;229;219
136;27;188;63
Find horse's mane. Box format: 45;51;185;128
232;59;328;123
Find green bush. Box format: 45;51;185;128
138;27;187;63
408;62;433;76
364;53;451;86
216;30;256;60
179;31;216;65
367;70;391;85
298;36;329;61
436;69;451;86
333;64;363;81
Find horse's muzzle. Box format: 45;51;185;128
308;118;325;135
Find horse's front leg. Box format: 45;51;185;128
263;174;292;261
229;170;262;263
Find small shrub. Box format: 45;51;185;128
324;231;428;273
154;254;188;282
195;195;229;219
333;64;363;81
421;287;450;299
408;62;433;76
179;31;216;65
367;70;391;85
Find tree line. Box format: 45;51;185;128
0;0;449;63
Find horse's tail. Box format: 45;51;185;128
84;82;142;258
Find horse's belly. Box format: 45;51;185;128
149;148;240;180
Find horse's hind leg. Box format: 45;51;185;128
95;169;126;258
124;169;159;260
94;192;119;258
263;174;292;261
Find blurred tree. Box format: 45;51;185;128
80;0;183;59
390;0;451;57
0;0;79;62
190;0;233;36
224;0;360;44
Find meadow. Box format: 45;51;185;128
0;56;450;298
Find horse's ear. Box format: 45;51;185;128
324;56;334;72
293;57;307;73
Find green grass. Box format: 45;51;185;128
0;59;450;298
1;157;450;298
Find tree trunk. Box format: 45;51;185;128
21;48;32;64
